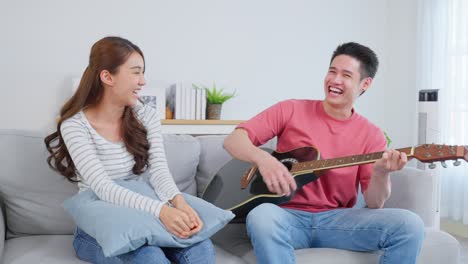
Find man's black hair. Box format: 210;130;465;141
330;42;379;80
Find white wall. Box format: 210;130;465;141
382;0;419;148
0;0;418;147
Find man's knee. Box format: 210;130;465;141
400;210;425;238
388;209;425;242
246;203;284;236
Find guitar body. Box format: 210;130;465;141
201;146;320;222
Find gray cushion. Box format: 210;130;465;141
3;235;246;264
162;134;199;196
195;135;276;197
0;130;77;238
63;180;234;257
213;245;248;264
3;235;86;264
0;130;200;238
195;136;234;197
417;229;460;264
385;167;435;227
212;223;381;264
0;203;5;260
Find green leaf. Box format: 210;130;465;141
202;82;237;104
384;131;392;147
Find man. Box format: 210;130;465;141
223;42;425;264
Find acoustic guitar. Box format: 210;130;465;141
201;144;468;222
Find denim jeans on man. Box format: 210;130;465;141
73;227;215;264
246;203;425;264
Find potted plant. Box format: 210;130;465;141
193;83;236;120
384;131;392;147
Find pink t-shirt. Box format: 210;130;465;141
237;99;387;212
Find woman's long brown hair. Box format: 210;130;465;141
45;36;150;181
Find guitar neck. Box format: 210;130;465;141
290;147;414;175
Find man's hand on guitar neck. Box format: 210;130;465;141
253;150;297;196
365;149;408;208
373;149;408;177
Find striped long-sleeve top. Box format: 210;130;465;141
60;102;180;218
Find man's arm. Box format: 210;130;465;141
224;129;297;196
364;150;408;208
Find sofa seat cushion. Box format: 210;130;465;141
3;235;86;264
3;235;245;264
213;224;460;264
217;222;380;264
417;229;460;264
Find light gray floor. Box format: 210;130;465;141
452;235;468;264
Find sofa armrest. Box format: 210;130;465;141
0;203;5;261
384;167;436;228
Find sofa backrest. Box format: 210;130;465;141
194;135;277;197
195;135;235;197
0;130;200;238
0;129;437;238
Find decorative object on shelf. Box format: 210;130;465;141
165;106;173;119
193;83;236;120
138;80;169;119
168;82;206;120
207;104;222;120
140;95;157;109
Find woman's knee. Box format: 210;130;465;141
192;239;215;257
132;245;170;264
73;228;104;262
168;239;215;264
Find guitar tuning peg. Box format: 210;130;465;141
454;160;461;166
441;161;448;168
428;163;437;169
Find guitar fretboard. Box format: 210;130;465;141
291;147;414;174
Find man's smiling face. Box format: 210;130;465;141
323;54;371;110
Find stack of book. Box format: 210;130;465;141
170;82;207;120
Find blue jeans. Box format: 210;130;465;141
246;203;425;264
73;227;215;264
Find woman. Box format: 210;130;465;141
45;36;215;264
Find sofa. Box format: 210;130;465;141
0;129;461;264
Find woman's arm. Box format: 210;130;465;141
140;106;181;201
61;117;167;218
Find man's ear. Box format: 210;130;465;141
361;77;373;93
100;70;114;86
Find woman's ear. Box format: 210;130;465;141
100;70;114;86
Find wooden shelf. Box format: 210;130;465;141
161;119;244;135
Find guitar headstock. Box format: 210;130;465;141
413;144;468;164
